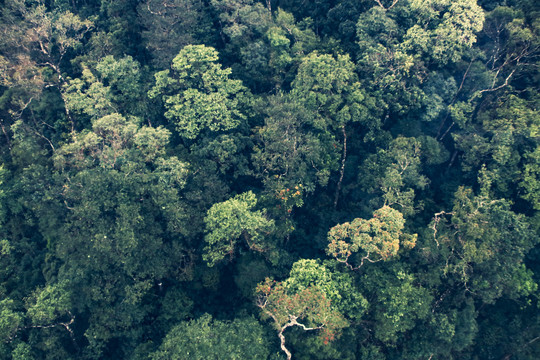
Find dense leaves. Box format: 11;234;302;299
0;0;538;359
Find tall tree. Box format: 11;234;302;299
426;186;538;303
51;114;192;358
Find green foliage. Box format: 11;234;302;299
521;146;540;209
284;259;368;321
252;94;339;193
371;269;432;344
327;206;417;269
1;0;539;358
149;45;249;140
233;253;274;299
0;298;23;342
360;136;429;215
51;113;191;356
0;165;5;212
25;282;71;326
204;191;274;266
11;342;34;360
138;0;216;68
427;187;538;303
292;52;371;131
63;56;146;120
410;0;485;64
151;314;270;360
0;0;93;106
211;1;317;90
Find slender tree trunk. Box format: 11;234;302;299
334;125;347;209
447;150;458;170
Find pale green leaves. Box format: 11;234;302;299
63;67;117;119
63;56;144;119
284;259;368;320
150;45;248;139
359;0;485;71
292;52;360;126
431;0;484;62
327;206;417;269
204;191;274;266
403;0;485;64
49;11;93;56
0;299;23;342
25;282;71;326
55;114;175;171
164;89;242;139
361;136;429;216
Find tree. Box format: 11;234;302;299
354;0;485;132
367;267;432;344
521;146;540;210
359;136;430;216
291;51;378;207
149;45;249;140
150;314;270;360
283;259;368;321
327;205;417;270
404;0;485;65
211;0;319;91
0;298;23;343
0;0;93;132
203;191;275;267
426;186;538;303
63;55;147;122
52;113;192;358
252;94;338;194
256;278;348;360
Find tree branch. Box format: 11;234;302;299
477;69;516;95
373;0;399;10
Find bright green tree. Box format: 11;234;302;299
149;45;249;140
203;191;274;267
63;56;147;121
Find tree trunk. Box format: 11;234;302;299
334;125;347;209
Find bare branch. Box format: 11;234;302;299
373;0;399;10
275;316;324;360
431;211;454;247
477;69;516;95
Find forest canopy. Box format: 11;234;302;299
0;0;539;359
